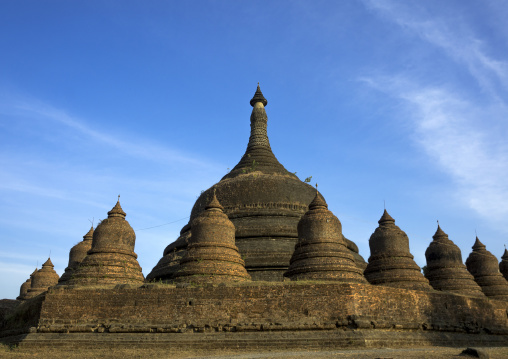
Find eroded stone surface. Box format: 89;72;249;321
58;226;94;285
173;192;250;283
425;225;484;297
466;237;508;301
364;210;432;291
68;199;144;286
284;191;367;282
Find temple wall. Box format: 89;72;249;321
30;282;507;335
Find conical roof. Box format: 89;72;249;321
466;237;508;301
284;190;367;283
58;226;94;285
364;210;432;291
108;196;126;218
173;194;250;283
425;225;484;297
68;198;144;286
148;86;367;282
250;83;268;107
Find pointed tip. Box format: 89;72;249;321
378;209;395;224
83;226;94;240
31;268;38;276
43;258;53;267
205;190;224;211
108;197;126;218
502;247;508;260
250;83;268;107
473;236;486;250
309;190;327;210
433;224;447;240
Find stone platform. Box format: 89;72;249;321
1;282;508;349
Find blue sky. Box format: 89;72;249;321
1;0;508;299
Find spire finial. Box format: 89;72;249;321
384;200;386;210
108;196;127;218
250;83;268;107
206;187;224;211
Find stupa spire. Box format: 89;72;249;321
222;84;296;179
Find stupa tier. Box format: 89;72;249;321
284;190;367;283
67;198;144;286
424;225;484;297
147;85;366;282
466;237;508;301
16;268;36;301
364;210;432;291
173;192;250;283
24;259;59;299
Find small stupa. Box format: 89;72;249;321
25;259;59;298
173;191;251;283
16;268;37;301
68;197;144;286
500;248;508;281
465;237;508;301
364;210;432;291
425;225;484;297
58;226;94;285
284;188;367;282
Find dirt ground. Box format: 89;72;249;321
0;346;507;359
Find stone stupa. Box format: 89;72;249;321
424;225;484;297
148;85;366;282
466;237;508;301
16;268;37;301
500;248;508;281
68;197;144;286
173;191;251;283
364;210;432;291
25;259;59;299
58;226;94;285
284;189;367;282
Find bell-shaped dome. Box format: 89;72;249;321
58;226;94;285
364;210;432;291
466;237;508;301
500;248;508;281
68;198;144;286
425;225;484;297
147;86;366;282
25;259;59;298
284;191;367;282
16;272;34;301
173;192;250;283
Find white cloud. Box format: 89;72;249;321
361;75;508;225
363;0;508;97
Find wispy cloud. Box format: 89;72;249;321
361;75;508;225
0;93;217;169
363;0;508;97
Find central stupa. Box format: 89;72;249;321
148;85;365;281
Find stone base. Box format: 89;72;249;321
1;282;507;349
2;330;508;350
